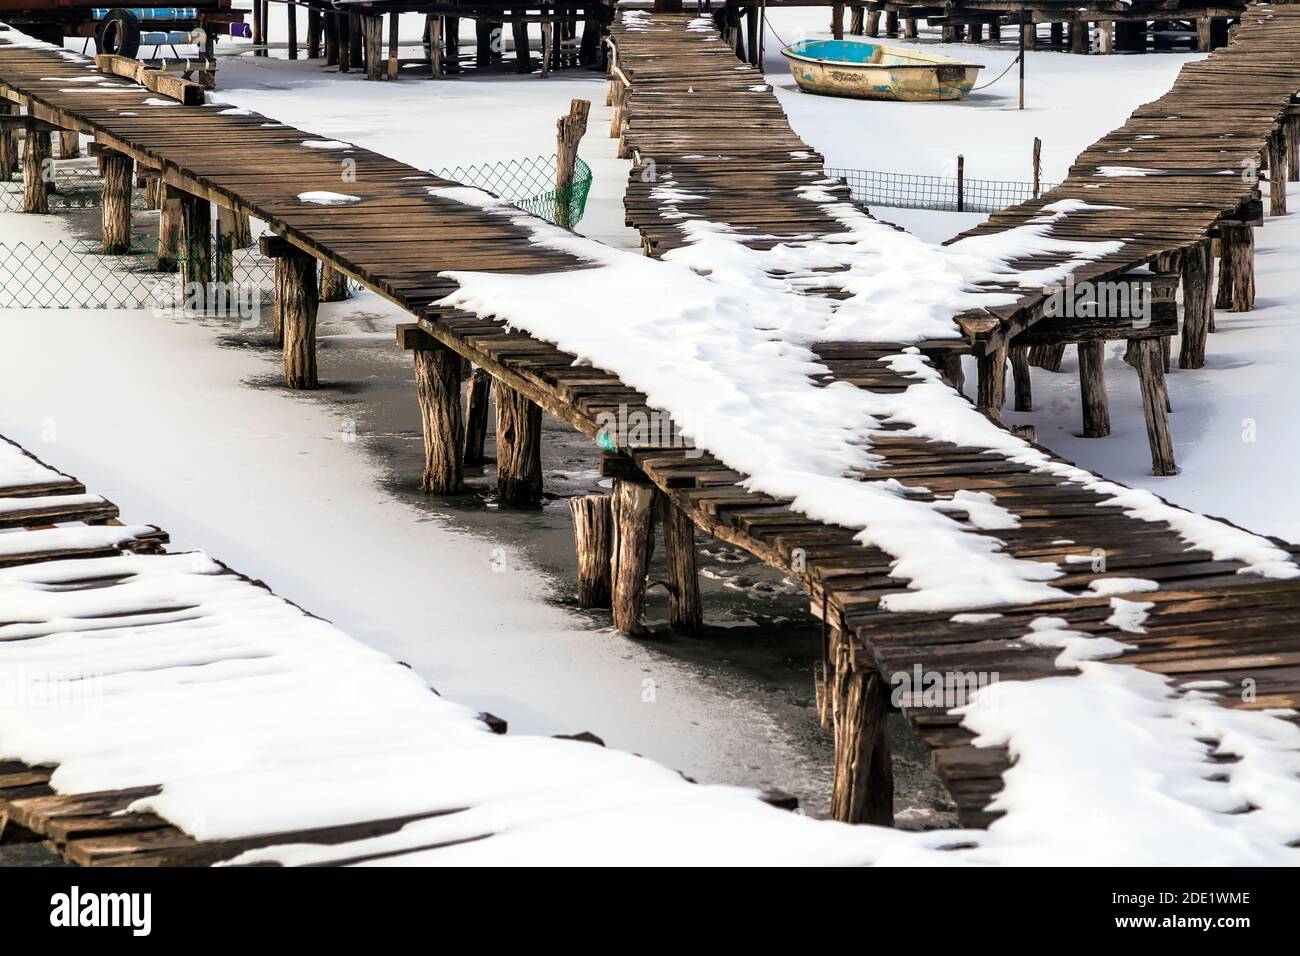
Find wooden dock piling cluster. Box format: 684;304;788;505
823;0;1242;52
251;0;613;80
6;9;1300;832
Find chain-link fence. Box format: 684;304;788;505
0;236;275;310
432;155;593;228
2;153;592;225
0;166;151;212
828;166;1057;214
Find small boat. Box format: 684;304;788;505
781;39;983;102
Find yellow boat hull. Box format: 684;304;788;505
782;39;982;102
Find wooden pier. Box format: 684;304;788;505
3;6;1300;839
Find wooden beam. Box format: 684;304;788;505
94;55;205;105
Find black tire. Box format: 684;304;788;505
94;8;141;59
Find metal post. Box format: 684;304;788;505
1018;7;1026;110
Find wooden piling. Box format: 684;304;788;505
1077;340;1110;437
885;10;899;36
976;346;1007;419
21;127;50;214
463;366;492;466
934;352;965;392
1028;343;1065;371
179;191;211;310
1070;21;1090;54
308;9;322;59
1133;339;1176;476
1215;224;1255;313
1197;17;1212;52
349;12;365;70
904;18;918;39
157;184;183;271
0;100;16;182
610;478;656;634
388;12;401;79
1268;130;1288;216
100;150;133;254
555;99;590;229
319;263;350;301
287;1;299;60
661;495;702;634
570;493;613;608
413;343;465;491
364;15;384;80
1178;239;1213;369
1010;345;1032;412
58;129;79;159
829;643;894;826
276;253;319;389
513;14;532;73
494;381;543;506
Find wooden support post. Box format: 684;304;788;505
337;13;351;72
277;254;319;389
463;366;492;466
933;352;965;392
324;10;339;65
22;128;50;214
58;129;80;159
1178;239;1213;369
849;5;864;35
287;1;299;60
976;346;1006;419
829;646;894;826
885;10;899;36
0;101;17;183
1197;17;1212;53
158;184;183;271
445;16;461;72
216;206;250;282
1022;21;1036;49
1070;20;1090;54
610;478;656;634
179;192;211;310
1077;341;1110;437
413;343;464;491
555;98;590;229
143;175;161;210
1115;19;1145;52
942;24;960;43
967;22;983;43
427;14;444;77
388;12;400;78
319;263;350;301
569;494;613;609
1290;116;1300;184
540;20;554;78
904;18;918;39
1049;22;1063;48
1010;345;1032;411
661;495;702;634
253;0;265;49
308;9;322;58
349;12;365;69
1215;224;1255;313
100;150;133;254
831;4;845;40
1097;20;1114;54
1268;131;1287;217
746;3;760;65
363;15;384;79
865;9;881;37
513;14;532;73
494;381;543;506
1133;339;1175;476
